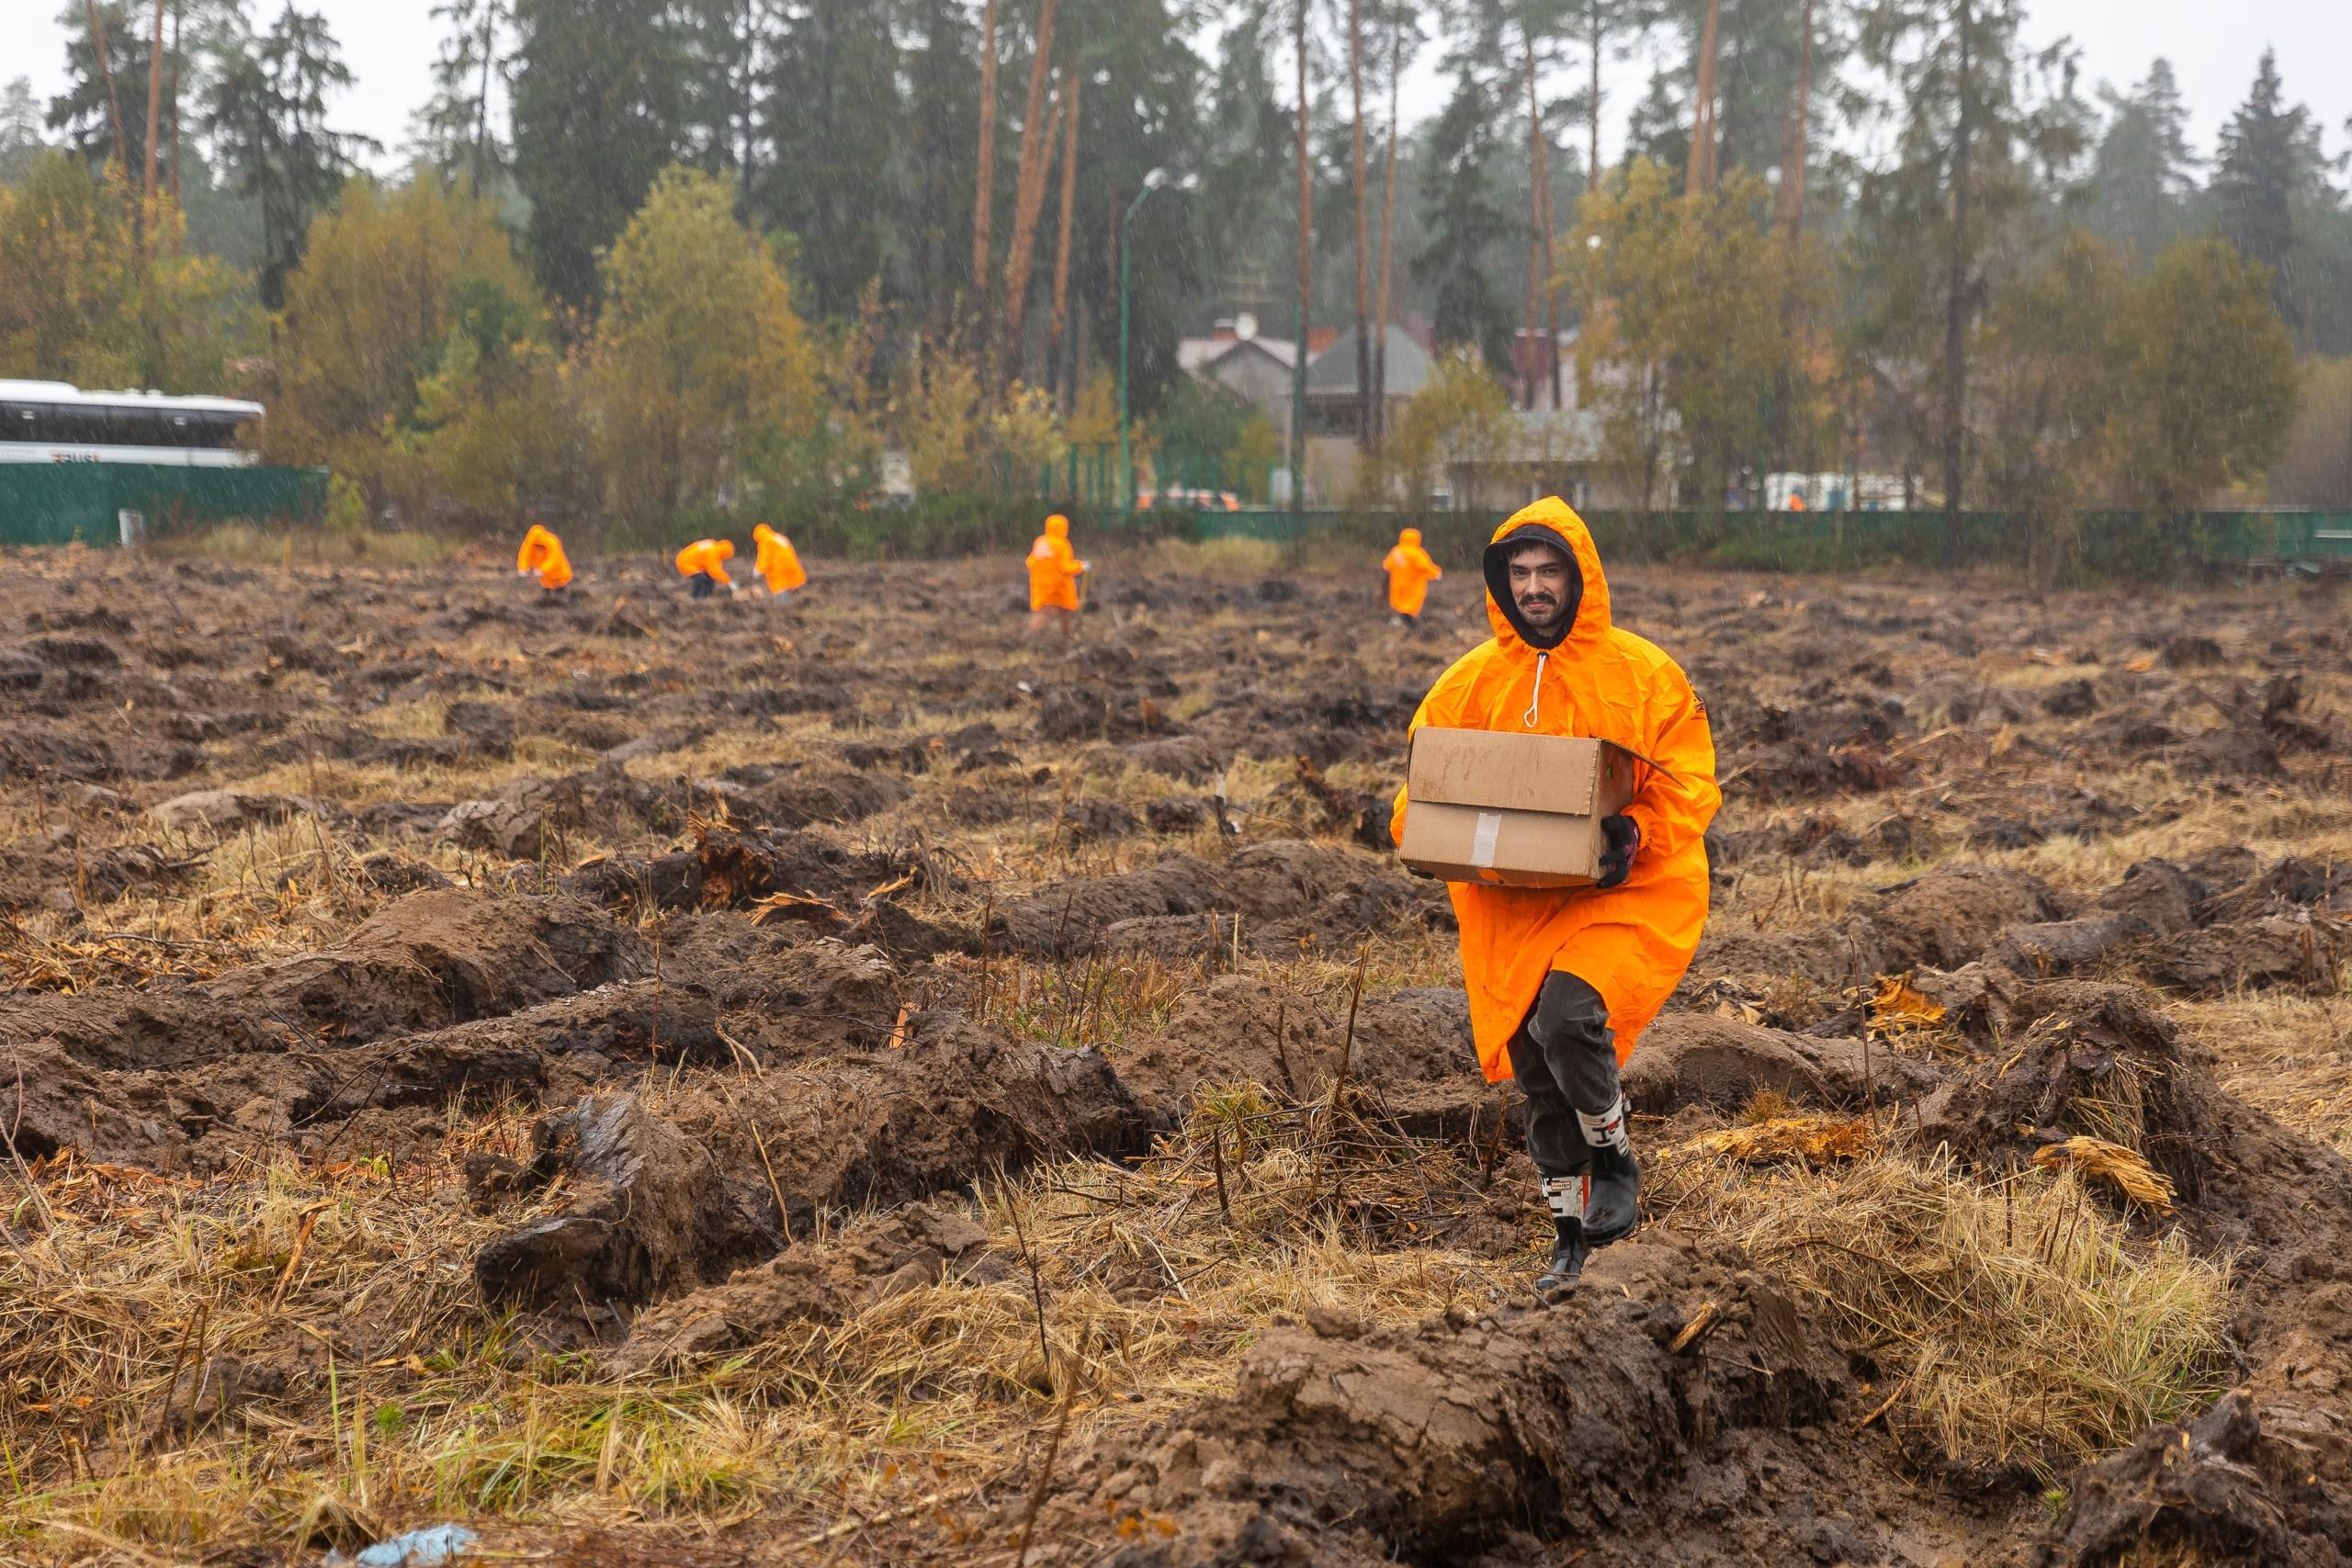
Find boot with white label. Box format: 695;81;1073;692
1577;1096;1641;1247
1535;1174;1589;1299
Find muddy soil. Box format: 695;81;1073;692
1;548;2348;1566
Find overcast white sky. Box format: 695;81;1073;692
5;0;2347;178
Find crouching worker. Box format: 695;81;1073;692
675;537;739;599
752;523;807;601
1391;497;1719;1300
515;523;571;592
1383;525;1441;626
1026;513;1088;638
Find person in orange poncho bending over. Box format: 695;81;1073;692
675;537;738;599
1392;497;1720;1299
515;522;571;593
1383;526;1442;627
752;524;807;603
1026;513;1088;639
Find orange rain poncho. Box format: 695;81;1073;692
1027;514;1087;612
515;524;571;591
752;524;807;593
674;538;735;586
1383;526;1442;615
1390;498;1721;1083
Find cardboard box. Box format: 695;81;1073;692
1398;728;1637;887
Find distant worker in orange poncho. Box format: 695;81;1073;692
675;537;738;599
1026;513;1088;639
752;524;807;601
515;523;571;592
1383;526;1442;626
1391;497;1720;1299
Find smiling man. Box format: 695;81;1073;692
1392;497;1721;1300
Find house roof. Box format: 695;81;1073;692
1179;335;1302;375
1303;323;1435;398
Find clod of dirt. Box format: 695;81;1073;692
692;762;911;831
2040;1312;2352;1568
1054;1240;1844;1567
2093;858;2208;935
1917;980;2211;1207
606;1201;997;1374
0;830;202;913
0;889;645;1070
149;788;320;836
999;840;1441;960
474;1093;775;1316
2041;678;2099;716
439;791;562;859
1697;863;2073;989
1124;736;1227;784
1990;915;2153;978
2143;913;2346;995
1624;1012;1939;1115
1116;977;1479;1125
654;1016;1148;1236
1035;682;1185;742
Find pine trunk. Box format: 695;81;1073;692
1587;1;1602;186
1689;0;1722;196
1373;9;1401;453
998;0;1064;390
1942;0;1973;540
1048;69;1081;412
167;0;182;208
973;0;1000;326
144;0;165;206
85;0;130;175
1292;0;1311;511
1350;0;1373;450
1520;19;1545;411
1779;0;1813;236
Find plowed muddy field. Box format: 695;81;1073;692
4;541;2349;1568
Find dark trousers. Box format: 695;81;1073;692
1504;972;1620;1179
689;572;716;599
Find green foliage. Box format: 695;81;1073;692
0;152;254;389
1567;160;1815;509
266;177;546;517
1413;64;1516;378
203;7;379;309
2108;235;2300;513
582;166;820;530
1383;352;1513;508
510;0;687;307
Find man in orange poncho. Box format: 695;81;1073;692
1392;497;1719;1298
1026;513;1088;638
752;524;807;601
1383;526;1442;626
675;537;738;599
515;522;571;592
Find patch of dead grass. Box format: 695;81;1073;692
1657;1141;2230;1477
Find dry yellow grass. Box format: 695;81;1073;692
1657;1143;2228;1476
0;1096;1513;1562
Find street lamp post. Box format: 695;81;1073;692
1117;168;1195;513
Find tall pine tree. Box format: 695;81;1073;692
1413;64;1515;375
2212;49;2315;325
510;0;688;308
2086;58;2194;262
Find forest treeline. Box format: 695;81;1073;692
1;0;2347;543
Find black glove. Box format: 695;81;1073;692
1596;814;1640;889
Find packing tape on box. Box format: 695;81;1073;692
1471;811;1502;869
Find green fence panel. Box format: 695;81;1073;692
0;464;330;546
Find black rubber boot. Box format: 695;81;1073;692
1535;1176;1589;1300
1577;1096;1641;1247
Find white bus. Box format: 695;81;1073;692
0;380;265;468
